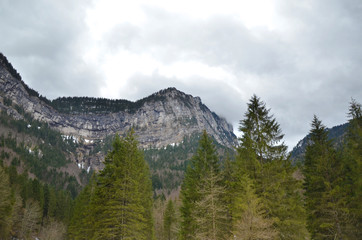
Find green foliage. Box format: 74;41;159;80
0;166;12;238
232;174;278;240
238;95;287;165
233;95;308;239
49;87;200;115
193;166;228;240
144;133;234;195
68;131;154;239
93;132;233;195
290;123;349;165
0;111;82;195
2;54;360;239
163;200;177;240
50;90;169;114
67;175;96;240
144;134;200;192
0;164;74;239
343;99;362;238
304;115;352;239
3;97;12;106
322;99;362;239
180;131;227;240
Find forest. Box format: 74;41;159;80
0;95;361;240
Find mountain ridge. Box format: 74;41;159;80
0;52;237;150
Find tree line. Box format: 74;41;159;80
67;95;361;240
0;94;360;239
0;164;73;239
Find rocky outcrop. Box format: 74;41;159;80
0;55;237;149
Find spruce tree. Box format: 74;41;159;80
180;131;227;240
76;130;154;240
163;199;176;240
0;166;12;238
194;167;228;240
232;174;277;240
233;95;308;239
67;175;96;240
222;154;235;236
93;131;153;239
340;99;362;238
304;115;347;239
19;199;42;239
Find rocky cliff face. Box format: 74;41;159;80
0;54;237;149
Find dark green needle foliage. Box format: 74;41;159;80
342;99;362;238
232;95;308;240
304;115;351;239
163;199;177;240
68;130;154;240
180;131;228;240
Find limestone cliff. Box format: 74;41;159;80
0;53;237;149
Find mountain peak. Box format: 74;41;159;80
154;87;191;99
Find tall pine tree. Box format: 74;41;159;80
67;174;97;240
180;131;228;240
0;166;12;238
304;115;348;239
340;99;362;239
233;95;308;239
163;199;177;240
69;130;154;240
232;174;277;240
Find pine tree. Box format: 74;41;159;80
340;99;362;238
10;192;23;237
89;130;154;239
180;131;227;240
0;166;12;238
47;186;57;219
232;174;277;240
304;115;348;239
164;199;176;240
234;95;308;239
194;167;228;240
153;197;166;240
238;95;287;166
67;175;96;240
19;199;42;239
222;154;235;237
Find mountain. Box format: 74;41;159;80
0;52;237;194
290;123;348;164
0;54;236;148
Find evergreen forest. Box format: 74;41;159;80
0;95;361;240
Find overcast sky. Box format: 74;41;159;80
1;0;361;150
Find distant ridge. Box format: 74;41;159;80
290;123;349;164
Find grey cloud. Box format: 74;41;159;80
1;0;361;149
0;0;103;99
267;0;362;145
104;23;141;52
104;7;291;75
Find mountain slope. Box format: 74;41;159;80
0;53;236;150
0;52;237;194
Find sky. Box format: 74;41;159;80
0;0;361;150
